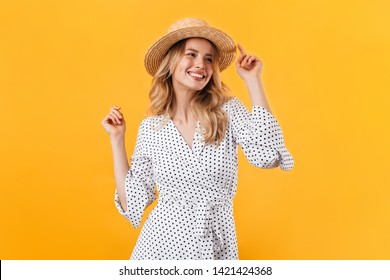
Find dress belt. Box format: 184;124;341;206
159;195;232;256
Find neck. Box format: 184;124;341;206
171;89;197;122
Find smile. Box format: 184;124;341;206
188;72;206;79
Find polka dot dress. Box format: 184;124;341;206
114;97;294;260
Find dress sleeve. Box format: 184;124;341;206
114;119;156;228
229;97;294;171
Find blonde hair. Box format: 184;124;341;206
148;39;231;145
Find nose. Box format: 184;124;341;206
195;57;205;69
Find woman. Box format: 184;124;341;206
101;18;293;260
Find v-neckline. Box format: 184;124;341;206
169;118;198;152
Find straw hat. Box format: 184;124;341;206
144;18;236;76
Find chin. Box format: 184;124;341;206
191;81;210;92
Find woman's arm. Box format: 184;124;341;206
236;44;272;113
232;45;294;171
101;106;129;211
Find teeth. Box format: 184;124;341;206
189;72;204;79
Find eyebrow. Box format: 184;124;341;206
185;48;214;56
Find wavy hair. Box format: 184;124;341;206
148;39;231;145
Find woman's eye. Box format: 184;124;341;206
206;58;213;63
186;53;196;57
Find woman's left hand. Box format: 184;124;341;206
236;44;263;81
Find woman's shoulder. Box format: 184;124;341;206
222;96;245;112
139;114;169;132
141;114;164;122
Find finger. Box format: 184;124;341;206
107;115;115;125
108;114;122;126
110;106;122;117
110;108;123;119
102;115;115;127
110;106;121;111
237;43;246;56
241;55;251;67
237;54;248;67
236;55;245;66
248;56;259;66
236;50;246;64
101;115;110;125
248;55;257;63
109;112;121;124
105;114;115;124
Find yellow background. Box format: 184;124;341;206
1;0;389;259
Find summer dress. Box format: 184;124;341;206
114;97;293;259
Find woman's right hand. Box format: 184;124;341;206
101;106;126;138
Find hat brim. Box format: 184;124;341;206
144;26;236;76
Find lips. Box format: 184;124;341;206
188;71;206;80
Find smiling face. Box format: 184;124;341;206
171;38;216;96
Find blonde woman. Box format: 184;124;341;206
101;18;293;260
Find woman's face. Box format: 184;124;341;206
171;38;215;95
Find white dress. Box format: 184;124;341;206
114;97;294;260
